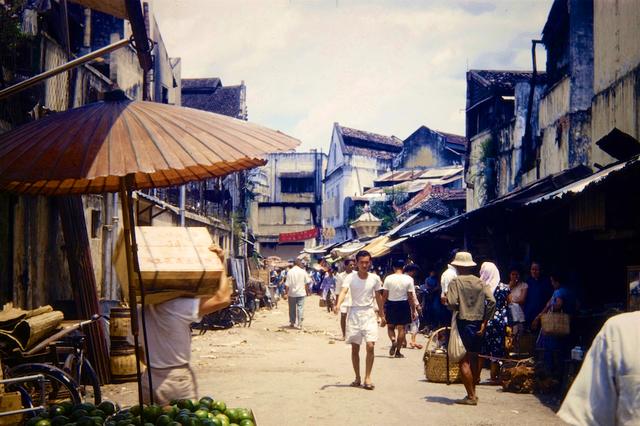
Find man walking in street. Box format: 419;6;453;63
381;258;417;358
334;250;386;390
335;258;355;339
285;258;311;329
447;251;496;405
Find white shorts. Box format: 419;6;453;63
340;304;348;314
345;306;378;345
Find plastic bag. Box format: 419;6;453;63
448;313;467;363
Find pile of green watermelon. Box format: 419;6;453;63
23;397;256;426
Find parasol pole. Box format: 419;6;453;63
125;175;155;404
119;177;154;405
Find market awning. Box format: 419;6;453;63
387;212;422;237
302;242;340;255
526;156;638;205
332;241;366;258
384;237;407;248
362;236;391;258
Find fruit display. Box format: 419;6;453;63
21;397;256;426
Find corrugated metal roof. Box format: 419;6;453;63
526;158;636;205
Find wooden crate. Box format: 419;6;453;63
115;227;224;302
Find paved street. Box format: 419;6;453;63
104;297;564;426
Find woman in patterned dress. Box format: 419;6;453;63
479;262;511;384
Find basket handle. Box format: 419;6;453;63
427;326;451;348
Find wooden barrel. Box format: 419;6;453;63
110;307;131;343
110;345;137;383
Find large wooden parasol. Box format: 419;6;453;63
0;90;299;405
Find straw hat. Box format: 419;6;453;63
450;251;477;267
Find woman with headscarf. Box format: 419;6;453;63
479;262;511;384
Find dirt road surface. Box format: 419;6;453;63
103;296;565;425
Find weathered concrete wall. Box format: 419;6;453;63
568;0;594;112
593;0;640;93
591;0;640;167
465;130;492;211
398;127;462;169
539;116;570;178
539;77;571;129
591;68;639;166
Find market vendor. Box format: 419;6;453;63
136;245;232;405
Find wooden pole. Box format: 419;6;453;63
57;195;111;384
119;177;154;405
119;183;145;406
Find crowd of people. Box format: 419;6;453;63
269;248;583;405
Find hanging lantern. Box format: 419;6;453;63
350;204;382;239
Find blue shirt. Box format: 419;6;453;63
524;276;553;323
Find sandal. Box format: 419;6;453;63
454;396;478;406
394;352;405;358
389;341;396;356
414;343;423;350
350;379;361;387
363;383;375;390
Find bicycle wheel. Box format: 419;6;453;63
63;355;102;405
223;306;251;327
7;363;81;406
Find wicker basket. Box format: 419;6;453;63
423;327;461;383
540;311;570;336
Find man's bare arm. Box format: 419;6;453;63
375;291;386;326
334;286;349;314
199;276;232;316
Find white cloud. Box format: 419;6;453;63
152;0;553;151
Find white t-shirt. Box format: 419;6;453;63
344;272;382;308
336;271;353;306
286;265;311;297
558;312;640;425
440;264;457;297
382;273;415;301
137;298;201;369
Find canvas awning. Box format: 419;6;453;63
362;236;391;258
332;241;366;258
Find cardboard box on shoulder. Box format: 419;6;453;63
114;227;225;304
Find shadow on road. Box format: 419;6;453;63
320;383;365;390
424;396;457;405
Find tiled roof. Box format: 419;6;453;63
468;70;542;91
181;78;244;119
338;125;402;159
438;131;467;148
181;78;221;90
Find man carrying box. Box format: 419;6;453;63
136;245;232;405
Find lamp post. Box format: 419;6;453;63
350;204;382;239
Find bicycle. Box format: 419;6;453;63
191;304;251;334
2;315;102;406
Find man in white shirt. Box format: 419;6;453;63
285;258;311;329
334;250;386;390
138;245;232;405
557;311;640;425
381;258;417;358
335;258;355;339
440;262;458;305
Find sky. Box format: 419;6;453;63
152;0;553;152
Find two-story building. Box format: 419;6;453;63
323;123;403;242
248;151;326;259
465;0;595;211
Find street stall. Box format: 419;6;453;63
402;155;640;394
0;89;299;422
